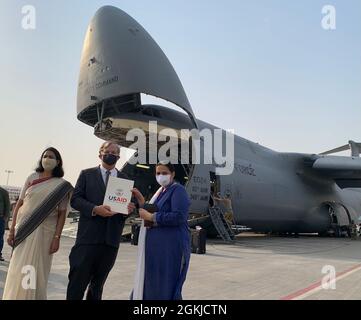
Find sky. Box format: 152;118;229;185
0;0;360;187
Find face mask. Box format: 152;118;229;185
42;158;57;171
156;174;172;187
102;154;118;166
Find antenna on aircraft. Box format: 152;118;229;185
319;140;361;157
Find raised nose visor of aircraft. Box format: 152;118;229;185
77;5;197;144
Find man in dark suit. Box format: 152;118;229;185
66;141;133;300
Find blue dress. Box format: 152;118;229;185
143;182;191;300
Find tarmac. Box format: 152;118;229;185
1;219;361;300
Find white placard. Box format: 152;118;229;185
103;176;134;214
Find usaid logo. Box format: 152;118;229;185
115;189;124;197
109;189;127;203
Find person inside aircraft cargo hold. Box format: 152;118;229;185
128;161;191;300
66;141;136;300
2;147;73;300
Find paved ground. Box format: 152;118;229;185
1;221;361;300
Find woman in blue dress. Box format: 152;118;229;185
129;162;191;300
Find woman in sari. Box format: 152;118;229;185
2;147;73;300
128;162;191;300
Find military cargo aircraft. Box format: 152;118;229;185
76;6;361;237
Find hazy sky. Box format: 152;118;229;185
0;0;360;187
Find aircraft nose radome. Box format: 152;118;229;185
77;5;196;123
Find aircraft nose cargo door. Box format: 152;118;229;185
77;6;198;130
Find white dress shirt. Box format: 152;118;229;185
92;166;118;217
99;165;118;185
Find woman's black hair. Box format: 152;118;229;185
156;161;175;173
35;147;64;178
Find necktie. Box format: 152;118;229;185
105;170;111;187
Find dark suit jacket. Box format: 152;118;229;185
0;187;10;219
70;166;130;248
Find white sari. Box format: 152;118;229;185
132;187;163;300
2;174;71;300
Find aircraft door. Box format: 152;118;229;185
209;171;221;206
186;165;211;214
331;203;351;226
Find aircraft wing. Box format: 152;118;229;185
305;155;361;188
